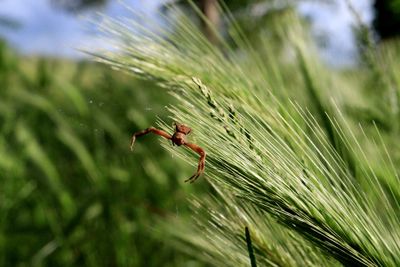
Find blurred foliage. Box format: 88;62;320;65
0;40;207;266
0;16;22;29
50;0;107;12
373;0;400;39
166;0;272;13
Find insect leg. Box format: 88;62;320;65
130;127;172;151
183;143;206;183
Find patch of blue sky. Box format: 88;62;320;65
0;0;160;58
298;0;373;66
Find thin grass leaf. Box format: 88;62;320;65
245;227;257;267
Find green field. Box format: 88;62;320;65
0;40;209;266
1;3;400;266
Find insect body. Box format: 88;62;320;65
130;123;206;183
171;124;191;146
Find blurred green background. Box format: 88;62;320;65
1;0;400;266
0;40;208;266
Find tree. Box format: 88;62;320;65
163;0;267;43
50;0;108;12
373;0;400;39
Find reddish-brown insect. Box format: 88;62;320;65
130;123;206;183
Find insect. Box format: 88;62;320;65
130;123;206;183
